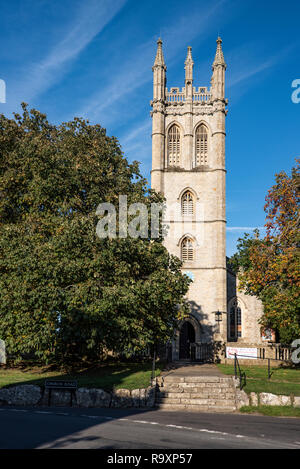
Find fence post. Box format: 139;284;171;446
268;358;271;380
234;353;237;379
151;350;156;384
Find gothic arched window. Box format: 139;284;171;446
195;124;208;165
181;191;194;216
229;298;242;339
181;237;194;262
168;124;181;165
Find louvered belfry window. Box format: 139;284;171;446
168;124;180;165
195;124;208;165
181;237;194;262
181;191;194;216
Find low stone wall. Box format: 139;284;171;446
232;378;300;409
0;384;156;408
1;382;298;411
249;392;300;408
222;358;286;367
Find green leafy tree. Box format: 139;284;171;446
0;104;190;365
230;159;300;344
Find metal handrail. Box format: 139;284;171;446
257;346;293;379
234;353;246;390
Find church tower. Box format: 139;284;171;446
151;38;228;360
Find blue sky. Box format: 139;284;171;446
0;0;299;255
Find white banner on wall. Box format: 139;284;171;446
226;346;258;360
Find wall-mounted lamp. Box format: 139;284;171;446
213;310;223;333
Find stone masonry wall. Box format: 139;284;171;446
0;384;156;408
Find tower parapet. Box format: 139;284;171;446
165;86;212;104
159;38;227;124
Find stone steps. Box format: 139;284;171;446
157;397;236;405
158;376;231;384
155;375;237;412
157;404;236;413
157;393;236;400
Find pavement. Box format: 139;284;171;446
0;405;300;449
160;363;226;378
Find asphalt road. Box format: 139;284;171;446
0;406;300;449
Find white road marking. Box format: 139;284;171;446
0;408;254;442
9;409;28;412
198;428;233;436
79;414;118;421
80;414;99;419
116;418;247;440
2;407;299;449
166;424;192;430
34;411;53;414
132;420;154;424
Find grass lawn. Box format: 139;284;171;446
0;361;164;391
240;405;300;418
217;364;300;396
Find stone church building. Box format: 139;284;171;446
150;38;265;361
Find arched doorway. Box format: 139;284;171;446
179;321;195;359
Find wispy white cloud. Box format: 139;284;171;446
228;60;275;88
226;226;266;232
227;42;297;89
118;39;298;167
78;0;228;122
85;0;231;171
8;0;126;109
120;120;152;176
121;120;151;147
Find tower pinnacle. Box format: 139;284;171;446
184;46;194;82
213;36;226;68
153;38;166;68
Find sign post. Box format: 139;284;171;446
44;380;78;406
0;340;6;365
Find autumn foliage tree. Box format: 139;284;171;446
230;159;300;344
0;104;191;365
